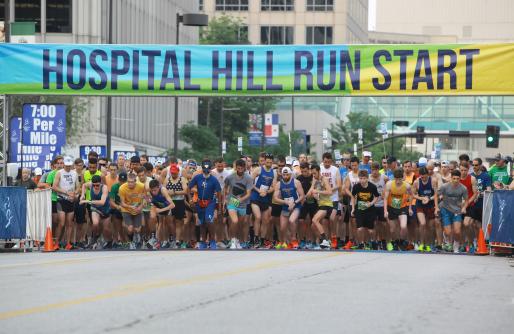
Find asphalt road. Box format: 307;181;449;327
1;250;513;334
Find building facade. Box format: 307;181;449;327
1;0;200;157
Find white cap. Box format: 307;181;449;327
292;160;300;167
34;167;43;176
363;151;372;157
63;156;74;166
281;167;292;175
418;157;428;167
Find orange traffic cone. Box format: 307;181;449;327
475;229;489;256
43;227;56;252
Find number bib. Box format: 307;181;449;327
357;201;368;210
391;197;402;209
229;196;240;208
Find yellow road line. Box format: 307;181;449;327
0;252;343;320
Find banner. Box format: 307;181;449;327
490;191;514;245
0;187;27;240
1;43;514;96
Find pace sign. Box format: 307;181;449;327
22;104;66;147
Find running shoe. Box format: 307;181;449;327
312;243;321;250
129;242;136;250
217;241;227;249
299;240;306;249
424;245;432;252
263;240;273;249
320;239;331;249
406;243;414;251
161;241;170;249
229;238;237;249
305;242;313;250
275;242;283;250
64;243;73;251
417;243;424;252
291;240;299;249
198;241;207;250
210;240;217;250
235;240;243;249
343;240;353;250
386;242;394;251
181;242;188;249
331;237;338;249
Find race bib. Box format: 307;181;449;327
229;196;240;208
391;197;402;209
284;197;294;204
259;185;269;192
357;201;368;210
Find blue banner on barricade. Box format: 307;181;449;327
490;191;514;245
0;187;27;239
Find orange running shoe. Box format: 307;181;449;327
64;243;73;251
343;240;353;250
291;240;299;249
331;236;338;249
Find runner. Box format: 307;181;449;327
136;166;155;247
359;151;372;173
308;164;332;249
250;153;276;249
52;156;79;249
369;162;388;250
351;170;379;249
164;163;189;248
119;173;146;249
44;156;63;247
189;160;222;250
459;161;478;252
439;170;469;253
148;179;175;248
320;152;342;248
73;158;87;248
270;156;286;246
80;175;111;249
439;160;451;184
403;160;418;249
273;167;305;249
489;154;511;188
224;159;253;249
211;157;232;248
297;162;316;249
470;157;491;251
413;167;439;252
343;156;360;249
109;172;128;248
384;169;414;251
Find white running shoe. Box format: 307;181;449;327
230;238;237;250
320;239;331;249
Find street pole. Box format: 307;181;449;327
220;98;224;157
2;0;11;185
391;122;394;157
260;99;265;151
173;13;182;157
291;96;295;132
106;0;113;159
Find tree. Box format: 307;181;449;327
329;112;422;162
200;15;249;45
170;123;219;162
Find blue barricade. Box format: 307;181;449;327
490;190;514;245
0;187;27;239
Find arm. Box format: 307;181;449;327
460;188;469;213
350;191;356;216
383;182;391;217
433;183;439;215
320;177;333;196
468;176;479;204
412;179;422;200
156;188;175;213
272;182;285;205
406;183;414;215
344;176;352;197
90;185;109;206
295;179;305;204
334;169;342;195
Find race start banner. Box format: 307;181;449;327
0;43;513;96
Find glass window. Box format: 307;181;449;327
15;0;41;32
261;0;294;11
306;26;333;44
215;0;249;11
237;25;248;42
0;1;4;21
199;0;204;11
46;0;72;33
261;26;294;44
306;0;333;11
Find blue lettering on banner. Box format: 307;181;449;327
0;187;27;240
114;151;138;161
248;131;262;147
22;104;66;147
9;117;60;170
80;145;106;160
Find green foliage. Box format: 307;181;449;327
329;112;423;162
200;15;249;45
170;123;219;161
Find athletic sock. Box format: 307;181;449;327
320;233;327;241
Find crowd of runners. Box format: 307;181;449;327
21;149;514;253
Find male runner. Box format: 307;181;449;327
320;152;342;248
119;173;146;249
308;164;332;249
369;162;388;250
211;157;232;248
439;170;468;253
81;175;111;249
148;179;175;248
109;172;128;248
343;156;360;249
351;170;379;249
459;161;478;252
413;167;439;252
164;163;189;248
469;157;492;250
297;162;316;249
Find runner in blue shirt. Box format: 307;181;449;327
189;160;222;249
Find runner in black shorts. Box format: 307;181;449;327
297;162;316;248
351;170;379;249
165;163;189;248
308;164;332;249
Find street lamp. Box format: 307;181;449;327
391;120;409;157
173;12;209;157
219;98;240;156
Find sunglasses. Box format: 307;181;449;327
472;164;480;167
92;183;101;188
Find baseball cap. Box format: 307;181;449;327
494;153;506;161
441;160;449;167
118;172;128;182
34;167;43;176
63;156;74;166
387;156;397;164
188;160;197;167
170;164;180;174
418;157;428;167
292;160;300;167
91;175;102;184
202;160;213;170
282;167;292;175
363;151;372;157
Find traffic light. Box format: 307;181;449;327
486;125;500;148
416;126;425;144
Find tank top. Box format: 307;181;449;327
347;171;360;193
250;166;274;202
280;178;298;205
320;165;339;201
90;185;110;215
166;175;186;200
151;187;170;209
387;181;409;209
416;177;435;208
58;169;77;201
369;174;386;207
460;175;474;201
314;178;332;207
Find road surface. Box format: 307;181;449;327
1;250;513;333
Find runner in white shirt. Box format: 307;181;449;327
369;162;389;249
320;152;341;248
343;156;361;249
211;158;233;245
52;156;80;248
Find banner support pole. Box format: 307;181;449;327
2;95;9;186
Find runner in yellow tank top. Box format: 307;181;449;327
384;169;413;251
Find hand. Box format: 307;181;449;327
288;202;295;212
422;197;429;205
384;210;389;219
312;189;318;196
435;208;440;217
259;190;267;197
461;207;466;214
351;210;355;217
408;207;413;216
